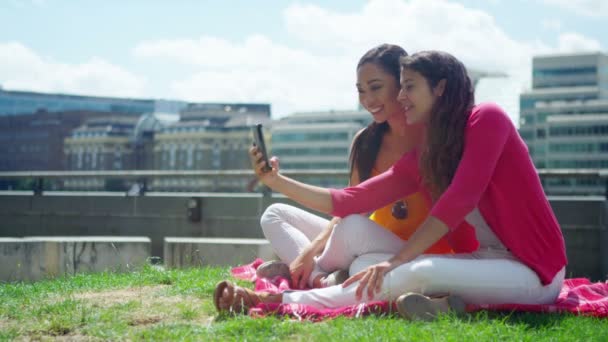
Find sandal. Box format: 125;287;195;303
322;269;349;287
213;280;258;314
256;260;292;282
395;293;466;321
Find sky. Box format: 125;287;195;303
0;0;606;120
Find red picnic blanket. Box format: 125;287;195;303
231;258;608;321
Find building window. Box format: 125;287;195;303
77;148;83;169
91;148;98;169
536;129;546;138
169;144;176;169
186;144;194;169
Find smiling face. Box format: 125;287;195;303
356;62;403;124
397;68;445;125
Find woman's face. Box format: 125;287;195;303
356;62;403;123
397;68;444;125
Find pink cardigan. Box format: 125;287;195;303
330;103;567;285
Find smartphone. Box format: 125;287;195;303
253;124;272;172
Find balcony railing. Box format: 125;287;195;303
0;169;607;198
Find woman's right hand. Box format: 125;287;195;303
289;250;316;289
248;145;279;184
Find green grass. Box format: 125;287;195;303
0;265;606;341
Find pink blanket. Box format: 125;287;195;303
230;258;608;321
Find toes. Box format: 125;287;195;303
214;280;235;312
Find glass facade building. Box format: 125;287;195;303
519;52;608;195
271;110;371;188
0;88;187;116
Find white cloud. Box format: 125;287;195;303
133;34;328;70
542;0;608;17
135;0;548;119
284;0;538;74
0;42;146;97
557;32;602;52
134;35;357;117
3;0;605;121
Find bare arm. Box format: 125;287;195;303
305;217;340;256
388;216;449;264
250;145;333;214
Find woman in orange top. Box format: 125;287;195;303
367;170;451;254
258;44;452;289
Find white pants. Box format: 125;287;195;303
261;205;404;286
260;203;329;264
282;214;566;308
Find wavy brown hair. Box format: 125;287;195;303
399;51;474;199
350;44;407;182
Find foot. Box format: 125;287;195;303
313;269;349;288
213;280;282;315
324;269;349;287
256;260;292;282
395;293;466;321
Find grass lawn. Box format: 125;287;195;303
0;265;607;341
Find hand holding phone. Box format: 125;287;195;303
253;124;272;172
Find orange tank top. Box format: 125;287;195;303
367;169;453;254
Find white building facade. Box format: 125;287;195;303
519;52;608;195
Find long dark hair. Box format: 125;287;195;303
400;51;474;199
349;44;407;182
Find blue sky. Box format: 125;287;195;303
1;0;606;119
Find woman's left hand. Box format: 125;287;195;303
342;260;400;301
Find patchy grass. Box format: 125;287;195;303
0;265;606;341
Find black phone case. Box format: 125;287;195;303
254;124;271;171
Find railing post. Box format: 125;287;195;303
33;177;44;196
139;178;147;196
261;185;271;199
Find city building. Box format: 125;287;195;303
0;87;187;116
271;110;371;188
0;87;277;191
63;115;142;190
0;110;121;171
152;103;271;192
519;52;608;195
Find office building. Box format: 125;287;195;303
271;110;371;188
0;87;187;116
0;110;120;171
152;103;271;192
519;52;608;195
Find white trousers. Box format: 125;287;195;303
260;203;329;264
281;214;565;309
261;204;405;285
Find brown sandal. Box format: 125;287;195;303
213;280;258;314
396;292;466;321
256;260;292;282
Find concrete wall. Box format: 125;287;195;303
0;192;304;259
163;237;275;268
0;192;606;281
0;236;150;282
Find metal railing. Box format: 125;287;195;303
0;169;607;197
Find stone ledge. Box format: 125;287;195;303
0;236;151;282
164;237;275;268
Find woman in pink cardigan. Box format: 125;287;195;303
215;50;567;321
